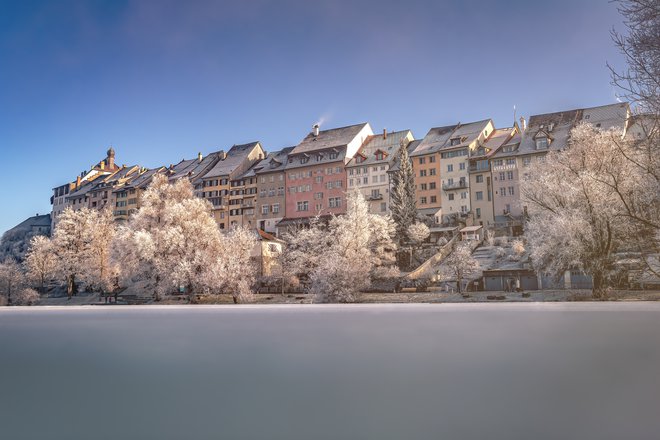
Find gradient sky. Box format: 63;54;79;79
0;0;628;234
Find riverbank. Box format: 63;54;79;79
29;288;660;306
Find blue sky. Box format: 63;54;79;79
0;0;627;234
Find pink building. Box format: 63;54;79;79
279;123;373;229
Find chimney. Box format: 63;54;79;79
100;160;105;170
198;152;203;162
519;116;527;131
383;128;388;139
312;124;320;137
76;175;81;188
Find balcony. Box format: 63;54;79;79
368;194;383;201
492;163;517;172
442;181;468;191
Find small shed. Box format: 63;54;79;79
460;225;483;242
483;269;539;291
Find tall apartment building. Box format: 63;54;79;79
200;142;265;229
254;147;293;234
280;123;373;228
411;120;494;224
490;103;630;233
228;163;260;228
468;126;519;227
346;129;414;214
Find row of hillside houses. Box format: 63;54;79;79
50;102;649;236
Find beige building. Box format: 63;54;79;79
468;126;519;227
51;147;119;227
411;120;494;224
346;129;414;214
254;147;292;234
490;103;630;234
200;142;265;229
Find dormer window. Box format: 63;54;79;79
355;155;365;163
535;136;549;149
450;137;461;146
300;156;309;164
329;152;338;160
375;152;384;161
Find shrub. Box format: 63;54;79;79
12;288;40;306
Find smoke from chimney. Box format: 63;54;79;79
519;116;527;131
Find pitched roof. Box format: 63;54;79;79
346;130;414;167
203;142;262;179
389;139;420;173
253;147;295;174
493;102;629;158
167;151;221;181
291;123;369;155
410;119;492;156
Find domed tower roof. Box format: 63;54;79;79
107;146;115;158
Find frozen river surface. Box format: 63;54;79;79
1;303;660;440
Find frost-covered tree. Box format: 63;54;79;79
0;257;25;304
280;217;330;289
82;207;117;293
211;226;257;303
51;208;97;297
408;222;430;263
441;242;480;293
609;0;660;114
113;175;225;302
12;288;40;306
521;125;652;296
390;140;417;242
24;235;57;292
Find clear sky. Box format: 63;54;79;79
0;0;627;234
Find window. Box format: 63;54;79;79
278;187;284;195
272;204;280;214
420;197;427;204
429;156;436;163
508;186;515;196
476;191;483;201
362;177;368;185
506;158;516;165
297;201;309;211
376;153;384;161
500;187;506;196
329;152;338;159
499;172;505;181
349;178;354;187
429;182;436;190
461;191;467;199
315;176;323;183
336;167;342;174
355;156;365;163
447;164;453;172
429;168;436;176
523;157;531;167
476;208;481;218
316;203;323;211
362;167;367;174
450;137;460;146
420;183;427;191
349;169;354;176
326;182;333;189
371;189;381;198
448;193;455;201
507;171;514;180
329;197;341;208
372;176;378;183
430;196;437;203
535;136;549;149
379;175;386;182
419;157;426;164
459;162;465;170
261;205;269;215
476;174;483;183
420;170;427;177
381;202;387;212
